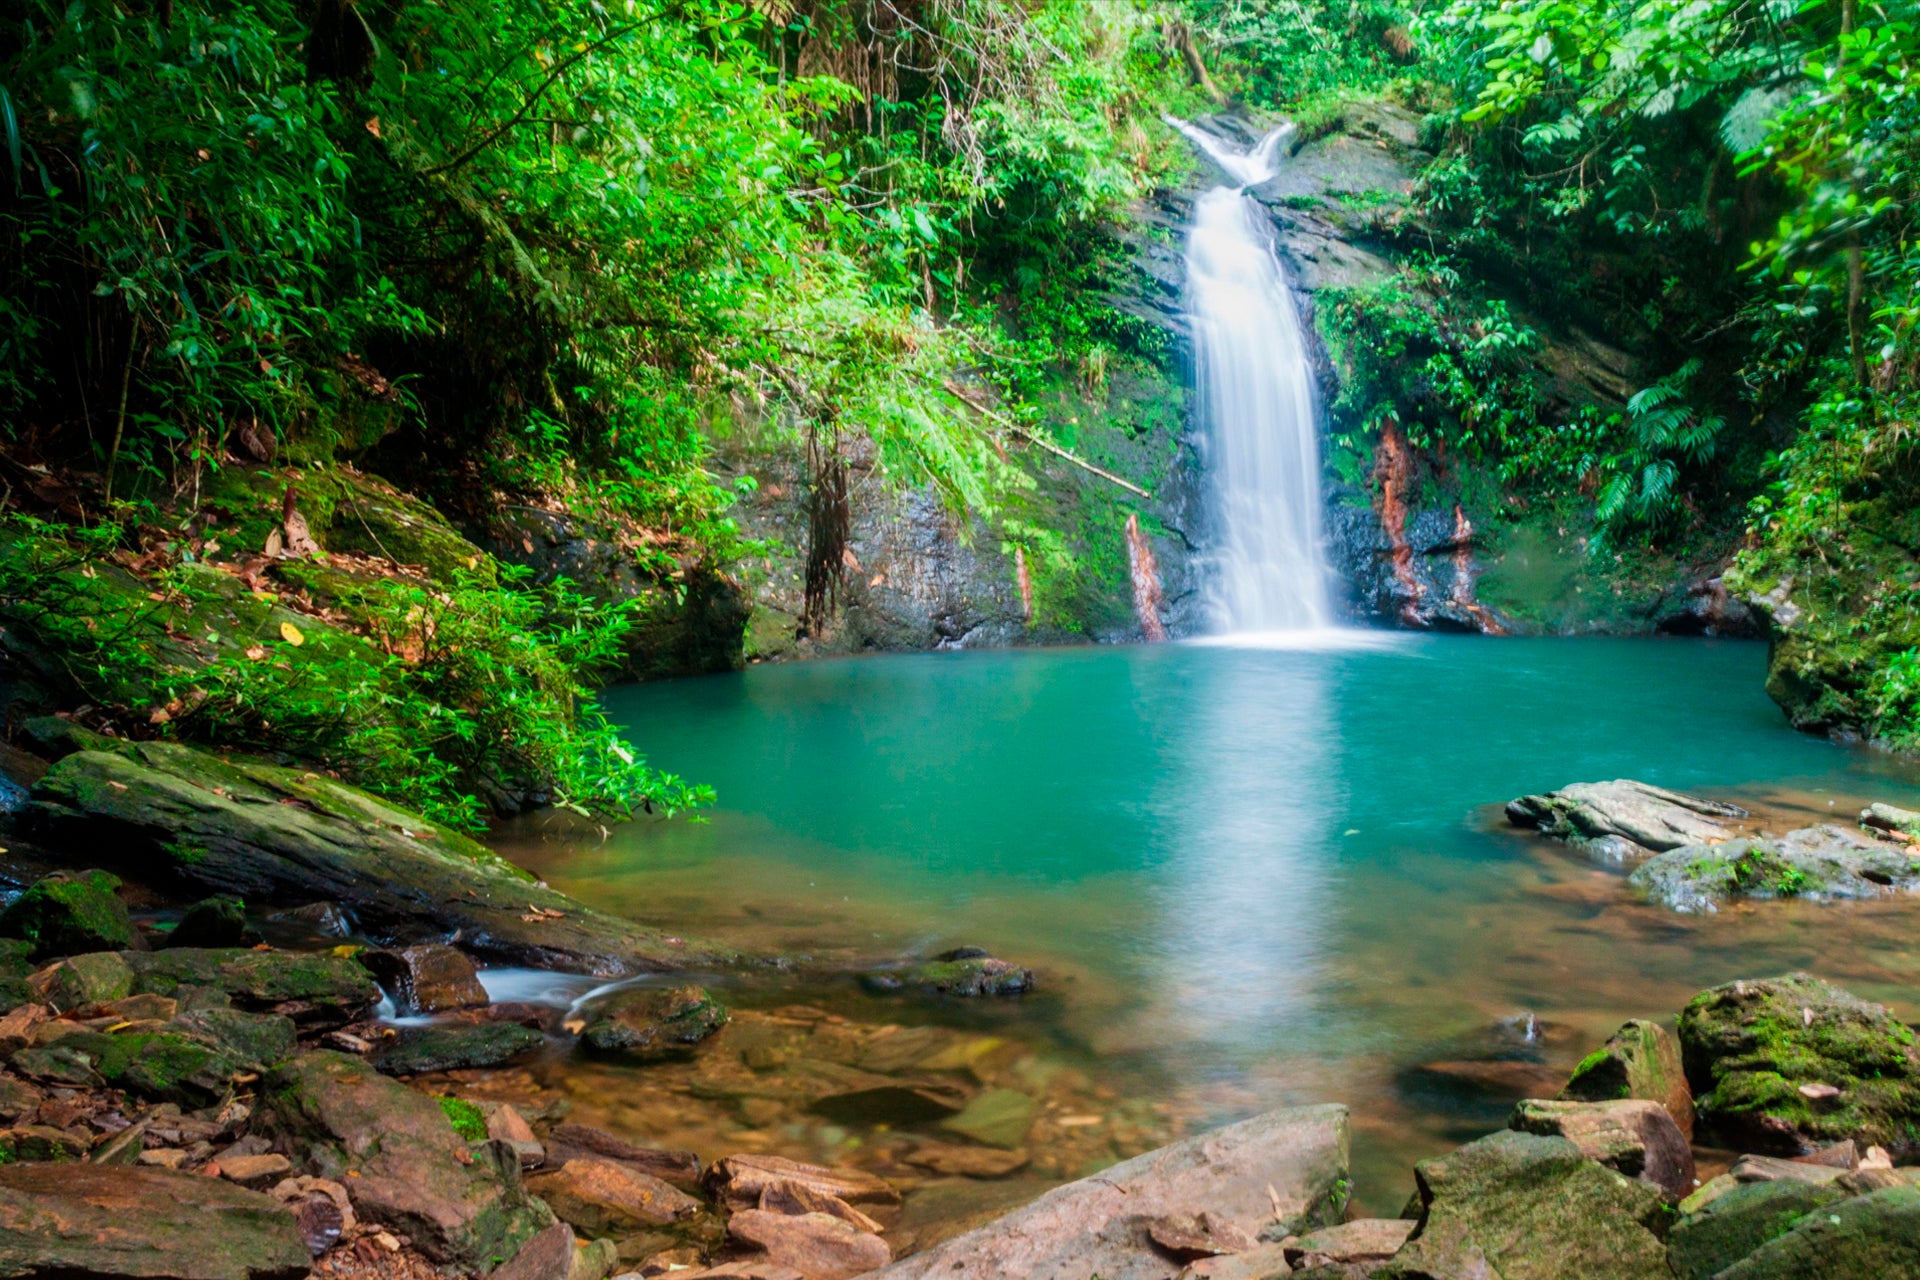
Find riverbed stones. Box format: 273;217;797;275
26;740;732;974
124;947;380;1027
578;984;728;1059
526;1156;700;1234
0;869;138;959
1506;779;1746;859
867;1104;1349;1280
859;949;1034;999
545;1123;703;1191
1380;1129;1671;1280
1508;1097;1694;1200
1714;1183;1920;1278
370;1021;544;1075
254;1050;552;1269
1676;973;1920;1156
1561;1018;1696;1140
1631;825;1920;913
0;1161;310;1280
903;1140;1029;1177
1667;1179;1852;1279
938;1087;1035;1148
360;943;488;1014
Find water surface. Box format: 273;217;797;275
498;635;1920;1208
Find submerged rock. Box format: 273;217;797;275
1508;1097;1695;1200
525;1156;701;1235
859;948;1033;999
544;1123;703;1191
0;869;138;959
254;1050;553;1269
25;740;734;975
0;1163;310;1280
166;895;251;949
1560;1018;1696;1140
1630;826;1920;913
577;984;728;1059
1506;779;1746;860
1381;1129;1670;1280
1677;973;1920;1157
867;1104;1349;1280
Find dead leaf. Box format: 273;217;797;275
244;645;267;661
282;511;322;558
263;528;284;559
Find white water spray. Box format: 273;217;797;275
1174;119;1334;633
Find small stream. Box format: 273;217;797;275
490;635;1920;1212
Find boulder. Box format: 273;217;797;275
369;1021;544;1075
253;1050;552;1269
1714;1184;1920;1278
1380;1130;1670;1280
1509;1097;1695;1200
124;948;379;1028
859;949;1034;998
0;869;138;959
1677;973;1920;1156
492;1222;577;1280
1631;825;1920;912
1506;780;1745;859
727;1209;892;1280
0;1162;310;1280
103;1010;296;1106
1667;1179;1852;1279
486;1103;545;1167
545;1123;702;1190
1560;1018;1696;1140
1284;1218;1416;1269
524;1156;700;1235
168;896;251;949
25;741;734;975
360;943;488;1014
26;950;134;1009
578;984;728;1059
866;1105;1349;1280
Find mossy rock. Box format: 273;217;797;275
860;949;1035;998
167;895;250;949
1668;1179;1852;1280
125;948;379;1027
1562;1018;1696;1141
98;1009;296;1105
1714;1184;1920;1278
29;951;135;1008
578;985;728;1060
369;1022;544;1076
0;870;136;959
1678;973;1920;1157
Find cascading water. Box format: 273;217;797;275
1174;119;1335;634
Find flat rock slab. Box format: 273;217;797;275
867;1104;1349;1280
1507;779;1745;858
0;1162;309;1280
1632;826;1920;913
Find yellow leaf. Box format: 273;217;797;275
279;621;306;646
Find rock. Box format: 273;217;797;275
1667;1179;1851;1279
0;1123;87;1160
0;869;137;959
707;1155;901;1212
139;1148;192;1169
1560;1018;1696;1140
253;1050;552;1269
681;1265;806;1280
727;1209;892;1280
0;1004;48;1055
1677;973;1920;1156
525;1157;700;1234
1285;1218;1416;1268
27;951;134;1009
0;1162;310;1280
1508;1097;1695;1200
267;1175;355;1256
1506;780;1745;857
26;741;731;975
370;1021;544;1074
174;1007;299;1068
1729;1153;1846;1185
125;948;379;1027
570;1235;620;1280
810;1080;968;1126
0;1076;42;1122
1175;1243;1294;1280
360;943;488;1014
578;985;728;1059
493;1222;578;1280
1146;1211;1257;1260
1862;802;1920;837
859;950;1034;998
487;1103;545;1167
867;1105;1349;1280
1381;1129;1670;1280
1630;827;1920;912
938;1088;1035;1148
11;1043;104;1087
221;1153;294;1186
755;1179;885;1234
545;1123;703;1190
1714;1183;1920;1278
903;1142;1030;1178
168;896;251;949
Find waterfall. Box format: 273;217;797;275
1174;119;1335;634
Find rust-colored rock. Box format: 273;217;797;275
544;1122;701;1189
1509;1097;1695;1201
359;944;488;1015
727;1208;892;1280
707;1154;900;1211
527;1156;701;1234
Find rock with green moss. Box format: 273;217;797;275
578;985;728;1059
1378;1130;1672;1280
1561;1019;1696;1139
255;1050;552;1270
0;869;137;959
0;1161;310;1280
1678;973;1920;1156
27;740;734;975
125;948;378;1028
0;1123;87;1162
1714;1184;1920;1278
1668;1179;1853;1280
371;1022;544;1075
26;950;135;1009
1508;1098;1694;1201
1506;780;1745;860
11;1042;106;1087
167;895;251;949
1631;827;1920;913
0;939;34;1011
102;1030;252;1107
859;948;1034;998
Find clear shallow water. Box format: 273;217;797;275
498;635;1920;1209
